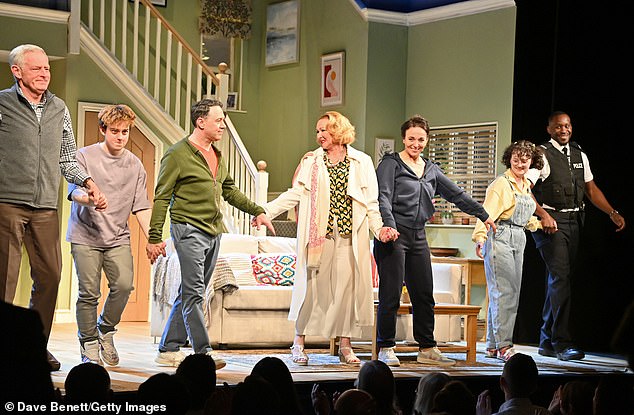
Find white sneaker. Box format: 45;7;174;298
155;350;188;367
378;347;400;367
81;340;103;365
417;346;456;366
205;350;227;370
98;330;119;366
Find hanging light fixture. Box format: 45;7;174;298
199;0;252;39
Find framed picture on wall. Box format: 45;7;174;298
226;92;238;110
321;51;345;107
265;0;300;67
374;137;394;166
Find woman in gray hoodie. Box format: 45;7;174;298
374;115;495;367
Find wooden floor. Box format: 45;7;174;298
48;322;631;394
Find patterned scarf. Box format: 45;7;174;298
306;157;326;268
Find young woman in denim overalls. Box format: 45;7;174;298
472;141;545;361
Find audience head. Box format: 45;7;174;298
334;389;377;415
593;375;634;415
175;353;217;411
136;373;190;415
431;380;475;415
64;362;112;403
412;372;452;415
356;359;400;415
500;352;539;398
559;380;594;415
251;356;303;415
230;374;281;415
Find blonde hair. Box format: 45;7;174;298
98;104;136;130
317;111;356;145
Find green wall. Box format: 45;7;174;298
231;0;370;192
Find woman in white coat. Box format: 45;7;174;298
263;111;397;365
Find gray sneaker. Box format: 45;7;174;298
155;350;188;367
378;347;400;367
417;346;456;366
81;339;103;365
206;350;227;370
98;329;119;366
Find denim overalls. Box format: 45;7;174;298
482;177;536;350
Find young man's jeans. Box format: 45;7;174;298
159;223;221;354
72;243;134;344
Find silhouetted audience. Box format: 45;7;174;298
593;375;634;415
251;356;305;415
230;374;281;415
356;359;402;415
64;362;112;403
136;372;191;415
1;300;56;403
432;380;475;415
175;353;217;414
335;389;377;415
412;373;452;415
548;380;594;415
476;353;549;415
611;300;634;370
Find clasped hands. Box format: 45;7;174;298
378;226;399;243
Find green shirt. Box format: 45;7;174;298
148;137;264;243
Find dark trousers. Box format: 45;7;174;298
532;211;581;352
0;203;61;341
374;225;436;349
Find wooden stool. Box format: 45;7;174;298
331;302;481;364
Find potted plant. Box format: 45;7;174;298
440;211;454;225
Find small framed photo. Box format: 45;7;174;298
226;92;238;110
265;0;300;67
374;137;394;167
321;51;345;107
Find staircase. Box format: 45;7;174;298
1;0;267;235
82;0;267;235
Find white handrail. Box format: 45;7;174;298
82;0;265;235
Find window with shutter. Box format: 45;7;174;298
427;122;497;224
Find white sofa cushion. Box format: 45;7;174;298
219;233;259;255
220;253;257;286
223;285;293;310
257;236;298;254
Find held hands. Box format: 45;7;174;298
540;212;558;234
475;242;484;259
378;227;399;243
146;241;167;264
84;179;108;211
250;213;276;235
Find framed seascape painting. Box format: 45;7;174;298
321;51;344;107
265;0;300;67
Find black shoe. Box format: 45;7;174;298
538;346;557;358
557;347;585;361
47;350;61;371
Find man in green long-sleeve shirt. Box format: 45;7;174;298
147;98;274;369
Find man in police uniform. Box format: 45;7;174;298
527;111;625;361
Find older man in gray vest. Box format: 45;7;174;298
0;44;106;371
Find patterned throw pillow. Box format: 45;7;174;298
251;254;296;286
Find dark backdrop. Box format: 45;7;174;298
511;0;633;353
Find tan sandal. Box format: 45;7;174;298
290;345;308;365
338;346;361;366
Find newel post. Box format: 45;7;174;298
217;62;229;110
255;160;269;236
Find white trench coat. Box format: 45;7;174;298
264;146;384;328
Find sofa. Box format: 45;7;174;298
150;233;463;348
